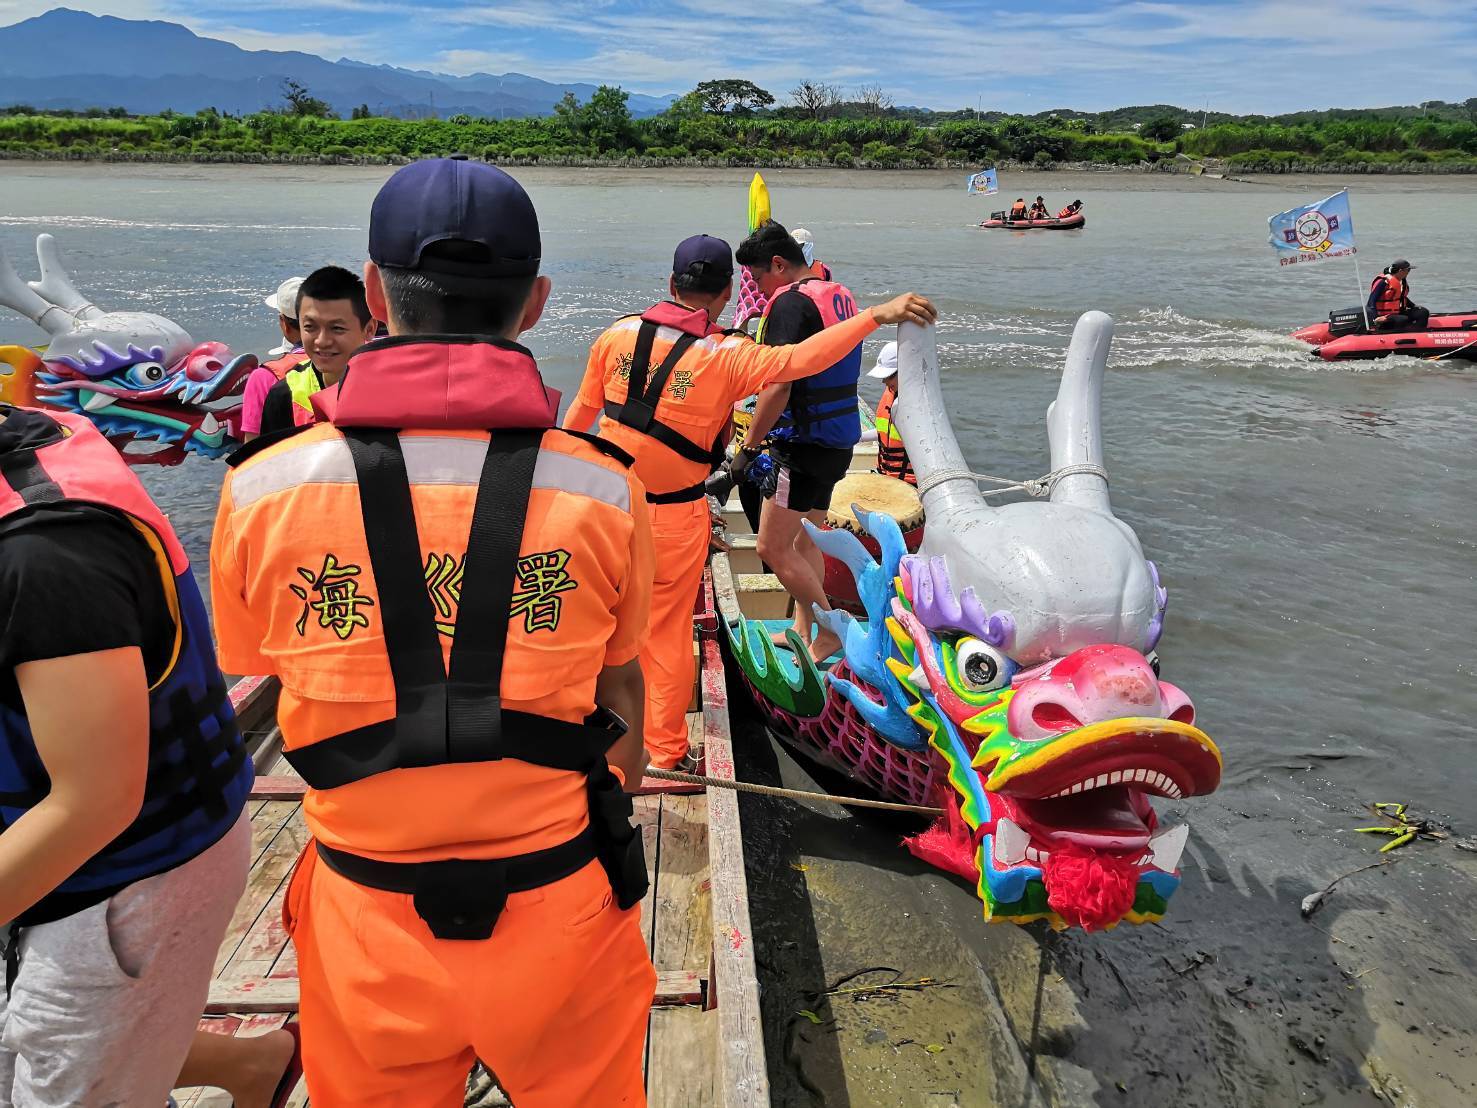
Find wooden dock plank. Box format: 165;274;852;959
651;792;712;975
647;1006;720;1108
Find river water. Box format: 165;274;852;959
2;165;1474;1106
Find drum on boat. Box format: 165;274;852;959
821;471;925;613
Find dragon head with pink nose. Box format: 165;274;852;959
735;313;1224;931
0;234;254;464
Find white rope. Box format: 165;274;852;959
916;462;1108;500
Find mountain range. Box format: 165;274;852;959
0;8;678;119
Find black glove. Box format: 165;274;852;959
728;445;758;481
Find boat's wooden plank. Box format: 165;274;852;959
206;969;702;1015
651;791;712;975
250;775;307;801
220;876;293;983
700;570;772;1106
633;793;661;953
646;1006;719;1108
213;805;307;975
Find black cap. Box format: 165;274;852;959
369;158;540;277
673;234;733;280
1390;259;1413;271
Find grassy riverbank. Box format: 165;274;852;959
3;98;1477;173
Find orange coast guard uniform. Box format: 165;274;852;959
212;336;657;1108
571;301;879;767
874;383;915;486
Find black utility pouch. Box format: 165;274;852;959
587;767;649;910
412;859;509;940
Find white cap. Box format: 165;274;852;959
791;227;816;267
264;277;305;320
867;340;898;379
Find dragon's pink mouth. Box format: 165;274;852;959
1010;785;1157;852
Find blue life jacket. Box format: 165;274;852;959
0;407;252;925
763;279;863;449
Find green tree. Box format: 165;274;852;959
350;104;372;120
281;79;333;119
1140;114;1182;142
693;79;775;114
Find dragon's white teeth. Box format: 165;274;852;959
1131;768;1148;783
993;818;1029;866
1148;824;1189;873
82;389;112;412
908;665;926;688
1109;770;1123;784
121;439;172;455
1024;845;1050;864
200;412;220;435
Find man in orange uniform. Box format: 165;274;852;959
211;158;656;1107
564;235;935;770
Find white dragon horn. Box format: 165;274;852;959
1045;311;1114;515
29;234;103;321
0;240;73;337
895;320;991;520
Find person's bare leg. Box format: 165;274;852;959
796;509;841;661
174;1027;296;1108
757;501;837;660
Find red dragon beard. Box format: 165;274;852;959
1043;845;1140;932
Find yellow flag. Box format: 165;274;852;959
747;172;771;234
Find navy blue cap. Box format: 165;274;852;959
673;234;733;280
369;158;540;277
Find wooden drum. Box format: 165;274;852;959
820;472;925;614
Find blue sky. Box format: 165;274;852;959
4;1;1475;113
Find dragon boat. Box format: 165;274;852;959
0;233;253;464
714;315;1222;933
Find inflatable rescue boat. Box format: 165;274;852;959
980;212;1085;230
1292;306;1477;361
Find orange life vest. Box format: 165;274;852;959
259;350;309;379
1372;273;1406;316
1058;205;1076;218
212;337;652;936
1009;201;1028;219
873;384;914;486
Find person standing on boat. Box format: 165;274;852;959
253;266;377;440
733;220;869;662
238;275;306;441
0;405;253;1106
869;341;915;486
1368;260;1429;331
211;158;659;1107
563;236;933;770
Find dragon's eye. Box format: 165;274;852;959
125;361;167;386
1147;651;1161;677
955;638;1013;694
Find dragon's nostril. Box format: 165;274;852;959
1169;703;1196;726
1032;701;1082;734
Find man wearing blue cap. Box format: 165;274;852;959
564;236;935;771
211;158;658;1105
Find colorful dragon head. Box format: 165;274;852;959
752;314;1221;932
0;234;253;464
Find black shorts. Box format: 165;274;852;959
767;442;852;514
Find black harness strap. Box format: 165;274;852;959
0;447;63;507
603;320;725;468
281;427;649;930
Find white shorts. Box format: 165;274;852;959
0;810;250;1108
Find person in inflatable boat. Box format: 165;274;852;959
1058;199;1084;218
1009;198;1028;220
1028;196;1050;220
1368;260;1429;332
